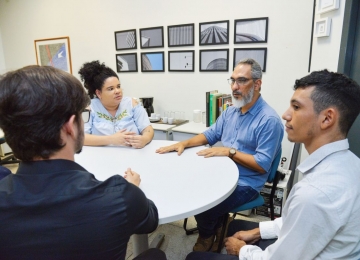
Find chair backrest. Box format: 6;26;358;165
266;148;282;184
267;148;282;220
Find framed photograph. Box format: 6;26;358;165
168;23;194;47
141;52;165;72
199;20;229;45
200;49;229;72
116;53;138;72
314;18;331;37
168;50;194;72
139;26;164;49
233;48;267;72
234;17;268;43
316;0;339;14
114;29;137;51
34;36;72;74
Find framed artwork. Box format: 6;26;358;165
116;53;138;72
34;36;72;74
139;26;164;49
200;49;229;72
114;29;137;51
168;50;194;72
199;20;229;45
168;23;194;47
314;18;331;37
316;0;340;14
233;48;267;72
141;51;165;72
234;17;268;43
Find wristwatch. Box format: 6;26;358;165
229;148;236;159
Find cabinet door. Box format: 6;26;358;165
173;132;195;141
154;130;173;140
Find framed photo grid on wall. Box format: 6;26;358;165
141;51;165;72
139;26;164;49
116;53;138;72
168;23;194;47
199;20;229;45
234;17;268;44
168;50;194;72
34;36;72;74
200;49;229;72
233;48;267;72
114;29;137;51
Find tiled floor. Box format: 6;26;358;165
2;162;270;260
125;214;270;260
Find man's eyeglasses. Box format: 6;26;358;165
227;77;257;86
82;109;90;123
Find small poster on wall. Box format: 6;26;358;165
233;48;267;72
141;51;165;72
200;49;229;72
34;37;72;74
234;17;268;43
116;53;138;72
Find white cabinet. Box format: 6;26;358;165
172;122;208;141
172;122;223;147
151;123;176;140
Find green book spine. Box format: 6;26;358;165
209;93;214;125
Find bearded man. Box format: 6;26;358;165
156;58;283;253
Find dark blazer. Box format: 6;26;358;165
0;159;158;260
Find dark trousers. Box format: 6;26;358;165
0;166;11;180
227;219;277;249
194;185;258;237
186;219;277;260
133;248;167;260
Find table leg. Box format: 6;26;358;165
149;233;165;248
132;233;165;257
132;234;149;257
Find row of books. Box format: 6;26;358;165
205;90;232;127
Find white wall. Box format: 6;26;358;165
0;0;346;167
0;28;6;73
297;0;346;173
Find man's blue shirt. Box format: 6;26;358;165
203;96;284;192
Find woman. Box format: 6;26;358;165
78;60;154;148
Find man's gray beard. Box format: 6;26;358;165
231;86;254;108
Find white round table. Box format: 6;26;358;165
74;140;238;256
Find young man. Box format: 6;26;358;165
187;69;360;259
0;66;166;260
157;59;283;252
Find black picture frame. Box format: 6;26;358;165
199;20;229;46
116;53;138;72
234;17;269;44
199;49;229;72
168;23;195;47
168;50;194;72
114;29;137;51
233;48;267;72
139;26;164;49
141;51;165;72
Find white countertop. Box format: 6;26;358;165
150;123;176;131
171;121;209;135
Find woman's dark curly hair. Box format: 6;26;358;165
78;60;118;98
